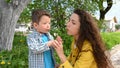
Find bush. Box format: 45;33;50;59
115;24;120;30
0;34;28;68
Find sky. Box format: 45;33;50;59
95;0;120;23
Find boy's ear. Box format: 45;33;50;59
33;22;38;28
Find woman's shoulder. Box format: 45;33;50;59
82;40;93;51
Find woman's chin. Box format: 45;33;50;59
67;32;71;35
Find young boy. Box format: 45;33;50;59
27;9;55;68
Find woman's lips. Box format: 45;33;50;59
66;28;69;32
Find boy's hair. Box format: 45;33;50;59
31;9;50;27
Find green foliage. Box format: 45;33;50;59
5;0;12;3
18;0;98;23
18;0;112;38
18;8;31;23
115;24;120;30
101;32;120;49
0;34;28;68
97;20;107;31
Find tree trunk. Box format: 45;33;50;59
0;0;31;51
99;0;113;20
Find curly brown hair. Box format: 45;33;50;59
74;9;113;68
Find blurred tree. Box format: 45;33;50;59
115;24;120;30
0;0;31;51
94;0;113;29
98;0;113;20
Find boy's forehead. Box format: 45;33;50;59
39;16;51;22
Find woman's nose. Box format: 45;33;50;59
66;22;70;27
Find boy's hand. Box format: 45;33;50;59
47;40;54;47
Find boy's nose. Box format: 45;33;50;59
47;25;50;28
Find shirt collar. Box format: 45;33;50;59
33;29;49;37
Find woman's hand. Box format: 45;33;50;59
52;36;67;63
55;64;60;68
56;36;63;44
47;36;63;47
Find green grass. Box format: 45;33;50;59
101;32;120;49
0;34;28;68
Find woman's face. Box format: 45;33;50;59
66;13;80;37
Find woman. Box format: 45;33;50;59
53;9;113;68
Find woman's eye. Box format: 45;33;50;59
72;22;75;25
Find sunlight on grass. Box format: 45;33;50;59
101;32;120;49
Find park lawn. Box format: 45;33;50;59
101;32;120;49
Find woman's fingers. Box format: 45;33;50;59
52;40;63;50
52;41;57;48
54;40;59;45
56;36;63;43
52;40;59;48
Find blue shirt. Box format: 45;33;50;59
42;34;54;68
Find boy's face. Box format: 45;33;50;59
34;15;51;33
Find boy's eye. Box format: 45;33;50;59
43;23;47;24
43;22;51;25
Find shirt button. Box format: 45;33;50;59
73;55;75;57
